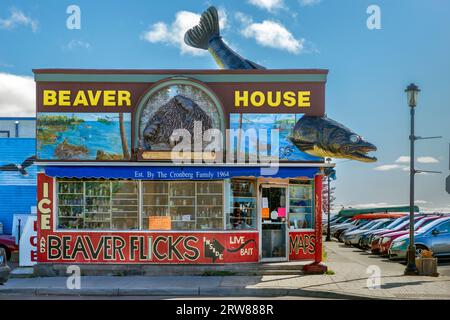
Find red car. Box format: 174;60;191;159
378;216;440;255
0;235;18;261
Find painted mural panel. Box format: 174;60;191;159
138;84;223;155
229;114;323;162
0;138;36;186
37;113;131;160
0;138;36;234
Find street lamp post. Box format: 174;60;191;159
404;83;420;275
325;158;332;242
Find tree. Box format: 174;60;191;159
119;113;130;159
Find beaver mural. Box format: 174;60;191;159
141;94;213;151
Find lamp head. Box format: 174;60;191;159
405;83;420;108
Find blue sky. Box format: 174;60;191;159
0;0;449;211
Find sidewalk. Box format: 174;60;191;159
1;242;449;299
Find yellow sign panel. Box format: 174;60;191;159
148;216;172;230
234;91;311;108
43;90;132;107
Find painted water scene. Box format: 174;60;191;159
37;113;131;160
229;114;322;162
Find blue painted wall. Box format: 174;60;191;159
0;138;36;234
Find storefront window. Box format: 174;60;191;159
288;180;314;229
226;179;257;230
143;181;224;230
57;179;224;231
57;180;139;230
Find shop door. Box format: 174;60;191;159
260;186;288;261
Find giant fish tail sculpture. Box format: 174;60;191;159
184;7;265;69
184;6;377;162
289;116;377;162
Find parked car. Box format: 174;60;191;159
339;220;379;242
333;219;371;240
378;216;440;256
369;215;427;253
0;234;18;261
343;219;393;246
389;216;450;260
364;215;421;250
0;247;10;285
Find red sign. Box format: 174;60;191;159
289;231;316;260
38;232;258;264
36;173;258;264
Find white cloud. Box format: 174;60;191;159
417;156;439;164
299;0;322;6
0;73;35;117
63;39;91;51
395;156;410;163
241;19;304;54
248;0;284;12
395;155;439;164
0;8;38;32
374;164;403;171
141;9;227;56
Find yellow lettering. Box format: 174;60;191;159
298;91;311;107
40;215;51;230
103;90;116;106
283;91;296;107
267;91;281;107
235;91;248;107
43;90;57;106
87;90;102;106
117;90;131;107
250;91;265;107
73;91;89;106
58;90;71;106
38;198;51;214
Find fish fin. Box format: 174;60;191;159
244;59;266;70
184;6;220;50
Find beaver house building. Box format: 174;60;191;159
33;69;333;275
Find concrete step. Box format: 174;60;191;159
258;269;304;276
32;262;309;277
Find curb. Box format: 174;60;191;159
0;286;386;299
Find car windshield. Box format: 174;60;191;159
368;220;389;230
416;217;450;234
385;216;408;229
359;220;378;230
415;217;437;230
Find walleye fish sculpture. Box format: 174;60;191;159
184;6;377;162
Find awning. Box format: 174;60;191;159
43;166;319;180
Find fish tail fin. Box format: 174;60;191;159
184;6;220;50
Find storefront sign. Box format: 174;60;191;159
35;70;327;162
37;232;258;264
42;90;132;108
289;231;316;260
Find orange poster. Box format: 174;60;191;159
261;208;270;219
148;216;171;230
